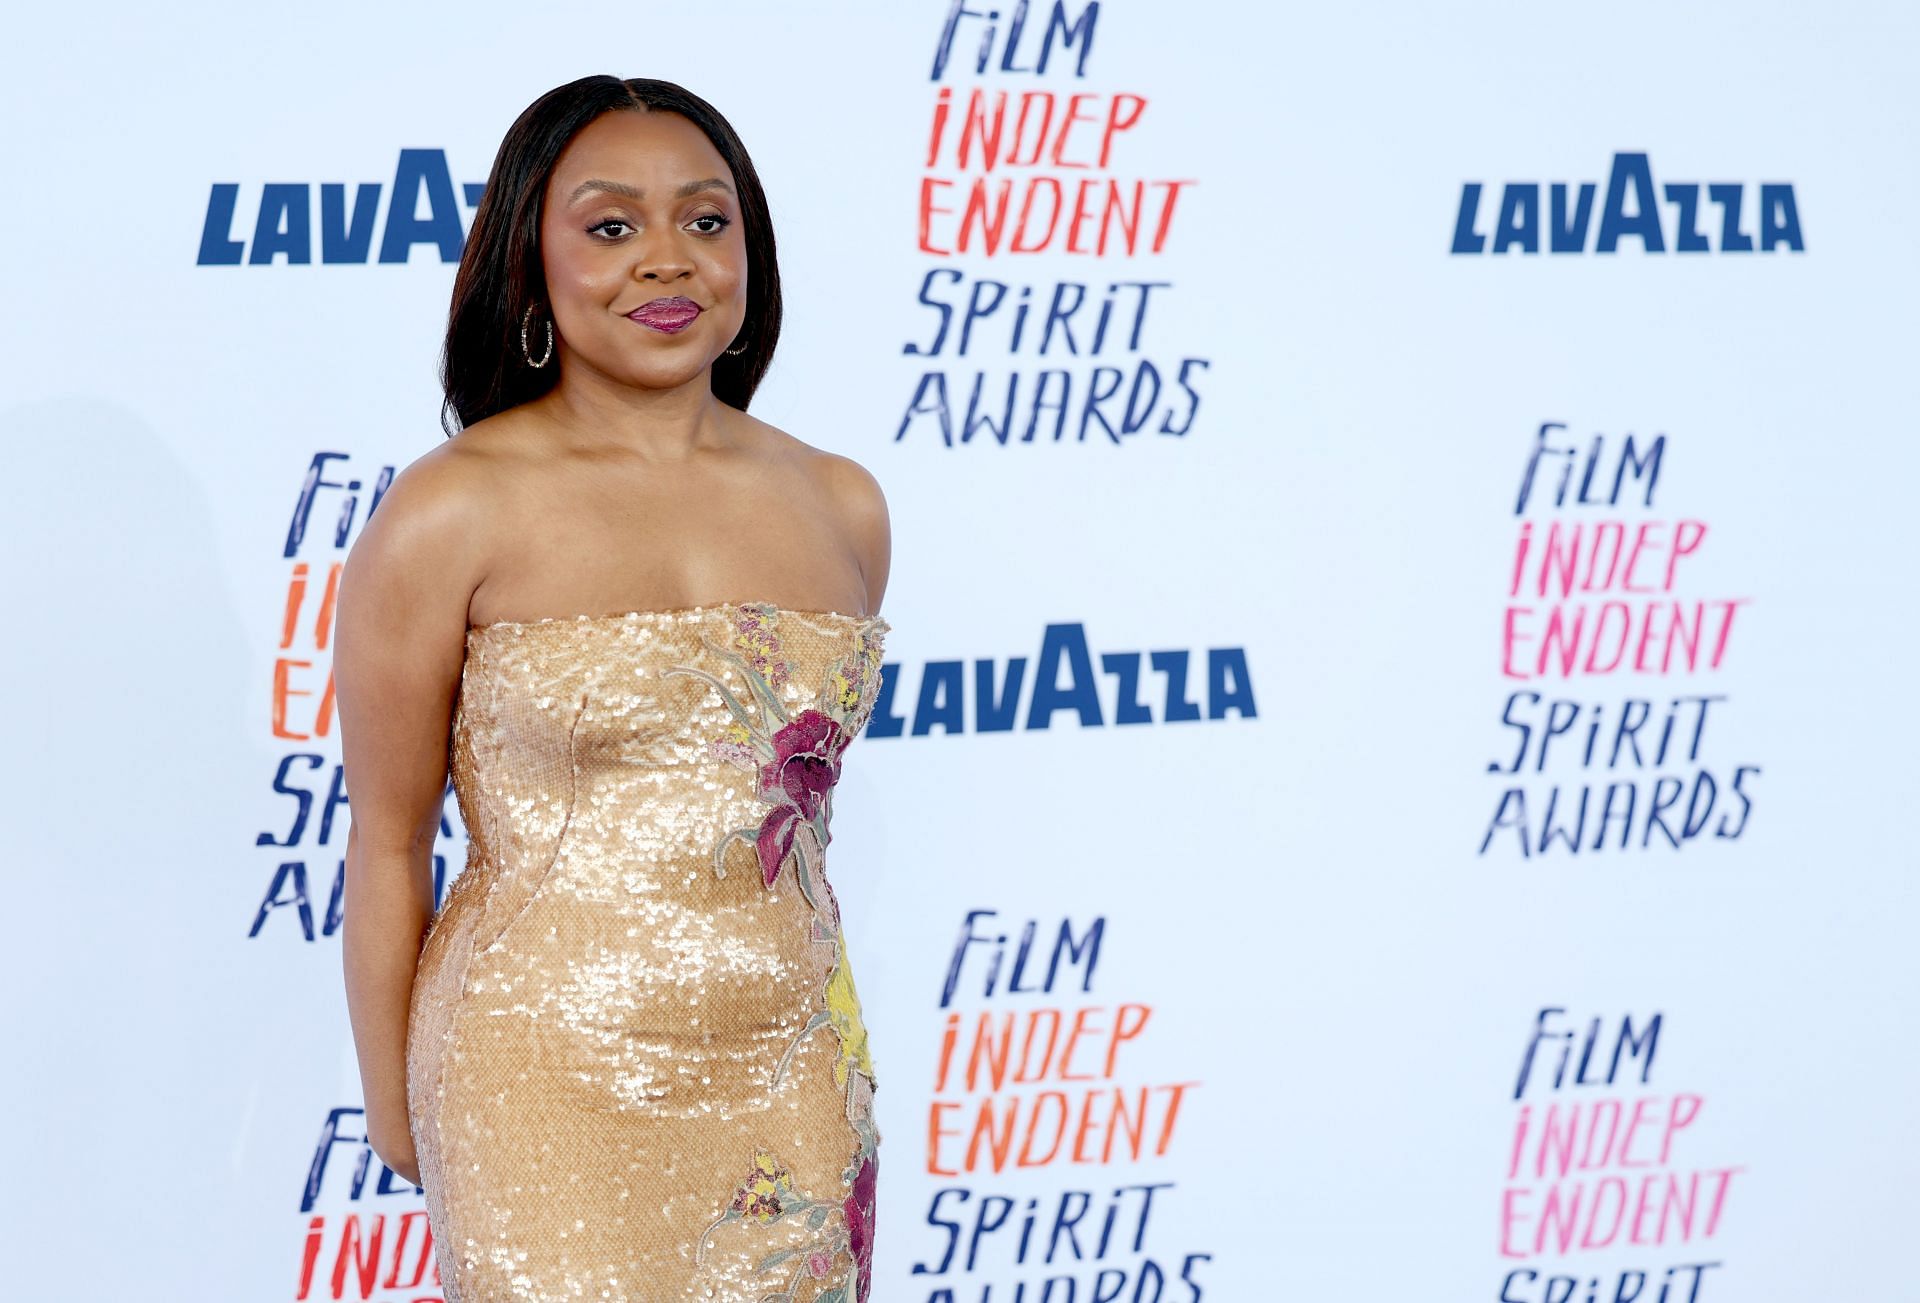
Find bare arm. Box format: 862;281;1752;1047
334;449;487;1186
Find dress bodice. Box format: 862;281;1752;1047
445;602;890;898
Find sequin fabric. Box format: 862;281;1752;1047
406;602;890;1302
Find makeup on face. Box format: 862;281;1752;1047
627;295;703;334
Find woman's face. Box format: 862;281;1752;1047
536;108;748;392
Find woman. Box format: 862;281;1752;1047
336;76;891;1302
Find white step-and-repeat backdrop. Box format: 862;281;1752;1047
4;2;1916;1298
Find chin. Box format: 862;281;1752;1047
617;359;715;389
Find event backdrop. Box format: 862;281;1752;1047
3;1;1916;1299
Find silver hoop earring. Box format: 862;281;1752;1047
521;303;554;369
724;336;749;357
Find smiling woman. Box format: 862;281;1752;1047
334;75;892;1303
440;79;785;428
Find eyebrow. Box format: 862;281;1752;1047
566;177;735;205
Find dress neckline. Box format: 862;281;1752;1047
467;600;889;639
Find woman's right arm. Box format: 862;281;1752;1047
333;451;488;1186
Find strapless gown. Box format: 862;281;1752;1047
405;601;890;1302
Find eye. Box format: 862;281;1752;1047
587;214;732;240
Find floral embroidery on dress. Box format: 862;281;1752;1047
664;603;871;893
730;1149;797;1223
732;601;791;688
843;1148;878;1303
667;604;886;1303
821;947;874;1088
694;1143;878;1303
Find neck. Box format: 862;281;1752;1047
536;355;733;460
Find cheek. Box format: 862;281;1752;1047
709;250;749;301
563;259;626;296
542;238;619;300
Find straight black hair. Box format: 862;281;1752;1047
440;75;783;435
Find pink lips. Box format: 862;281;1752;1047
628;296;702;333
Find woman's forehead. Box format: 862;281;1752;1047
551;111;728;191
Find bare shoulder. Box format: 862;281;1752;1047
814;448;889;531
340;420;517;634
742;415;887;521
741;414;892;611
813;448;892;613
352;436;490;567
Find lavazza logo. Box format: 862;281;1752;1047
197;149;476;265
1451;151;1805;255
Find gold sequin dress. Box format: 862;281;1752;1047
405;602;889;1302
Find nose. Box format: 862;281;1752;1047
630;225;695;283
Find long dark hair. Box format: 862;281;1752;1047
440;76;783;436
